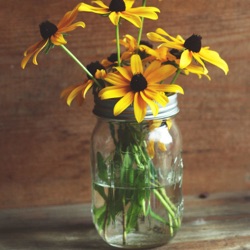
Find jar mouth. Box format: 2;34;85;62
93;94;180;121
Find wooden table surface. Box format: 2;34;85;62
0;192;249;250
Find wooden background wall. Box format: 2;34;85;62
0;0;249;209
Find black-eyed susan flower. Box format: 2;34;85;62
119;34;153;61
78;0;160;28
21;4;85;69
99;54;184;123
61;61;106;106
147;28;229;75
140;45;210;79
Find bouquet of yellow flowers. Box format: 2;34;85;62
21;0;228;248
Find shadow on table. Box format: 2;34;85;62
0;222;117;250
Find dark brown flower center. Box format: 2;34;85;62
184;34;202;53
130;74;148;92
86;61;105;79
107;53;118;63
39;21;58;40
109;0;126;12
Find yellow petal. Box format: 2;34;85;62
148;83;183;95
199;48;229;75
144;60;161;78
57;6;79;29
156;28;183;43
146;64;176;83
59;21;86;33
147;140;155;158
127;6;160;20
51;33;67;45
82;80;94;98
109;12;120;26
124;0;134;9
119;12;141;28
144;89;168;106
105;72;129;86
115;67;133;81
21;40;47;69
31;40;48;65
78;3;108;14
158;142;167;152
179;49;193;69
65;84;85;106
133;92;147;123
99;86;130;100
140;91;159;116
131;54;143;75
114;91;134;116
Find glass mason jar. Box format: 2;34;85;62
90;94;184;249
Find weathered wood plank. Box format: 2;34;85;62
0;192;249;250
0;0;250;208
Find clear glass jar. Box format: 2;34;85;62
90;94;184;249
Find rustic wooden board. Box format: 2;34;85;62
0;0;250;208
0;192;249;250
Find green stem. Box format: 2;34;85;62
171;68;182;84
137;0;147;46
60;45;102;88
115;22;121;66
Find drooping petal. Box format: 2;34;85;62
179;49;193;69
198;47;229;75
114;91;134;116
21;39;47;69
92;0;109;8
82;80;94;98
144;89;168;106
51;33;67;45
109;12;121;26
119;12;141;27
31;40;49;65
133;92;147;123
64;84;85;106
192;52;207;71
140;91;159;116
131;54;143;75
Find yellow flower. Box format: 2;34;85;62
140;44;210;79
21;4;85;69
99;54;184;123
147;28;229;74
78;0;160;27
61;62;106;106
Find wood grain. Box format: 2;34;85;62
0;0;249;208
0;192;249;249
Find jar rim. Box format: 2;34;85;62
93;93;179;121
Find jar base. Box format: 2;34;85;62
106;232;173;249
